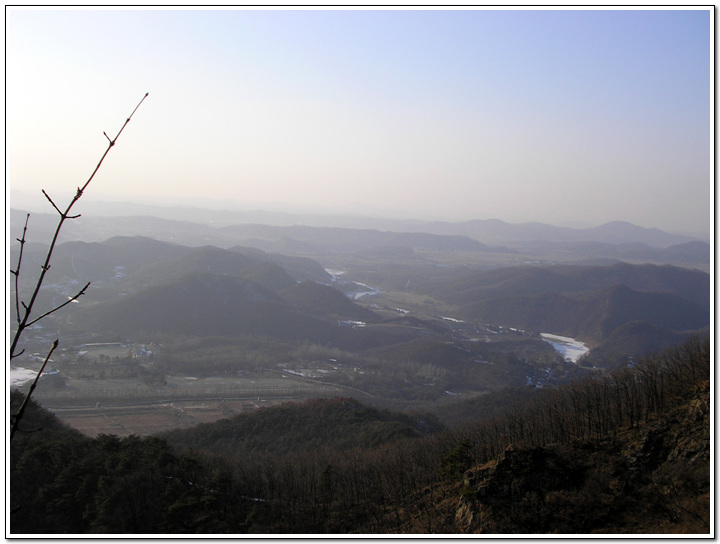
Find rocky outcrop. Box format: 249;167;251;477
454;383;710;534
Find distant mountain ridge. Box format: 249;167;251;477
10;207;708;275
423;219;699;247
218;224;513;254
10;205;703;250
424;262;710;309
50;197;705;240
456;284;708;344
506;239;709;267
405;262;711;360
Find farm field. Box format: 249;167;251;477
30;372;344;436
40;399;289;437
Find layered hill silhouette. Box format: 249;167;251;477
10;207;708;269
12;200;702;244
70;273;341;341
424;262;709;309
217;224;513;254
38;237;416;351
17;235;709;367
507;239;710;267
409;263;709;361
40;236;331;291
67;272;408;351
456;285;707;343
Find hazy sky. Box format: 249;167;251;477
6;7;712;234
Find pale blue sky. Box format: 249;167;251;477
6;8;712;234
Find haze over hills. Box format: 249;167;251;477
9;199;706;246
9;202;711;422
421;263;710;310
9;205;710;272
71;272;349;343
457;284;708;345
14;233;709;376
52;196;708;242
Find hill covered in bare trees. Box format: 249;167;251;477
10;335;710;534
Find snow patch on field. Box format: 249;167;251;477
10;366;39;387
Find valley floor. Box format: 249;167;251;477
30;373;344;436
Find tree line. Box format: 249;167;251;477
453;333;709;463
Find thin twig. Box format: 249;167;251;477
25;282;91;328
11;213;30;324
9;93;149;360
76;92;149;200
10;339;58;441
42;190;63;216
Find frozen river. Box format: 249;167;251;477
540;333;589;363
326;269;382;300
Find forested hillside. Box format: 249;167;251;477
161;397;444;457
10;336;710;535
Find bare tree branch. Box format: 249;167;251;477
10;93;149;360
10;339;58;441
24;281;91;329
41;190;64;216
11;213;30;324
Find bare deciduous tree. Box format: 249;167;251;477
10;93;149;440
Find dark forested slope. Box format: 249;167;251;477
457;283;708;343
425;262;709;309
408;262;709;362
10;336;709;535
38;237;380;344
161;396;444;458
69;272;341;341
